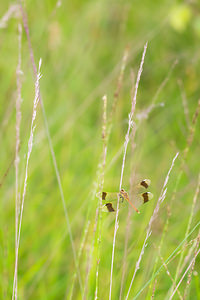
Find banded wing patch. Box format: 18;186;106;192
105;203;115;212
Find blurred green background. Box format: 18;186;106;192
0;0;200;299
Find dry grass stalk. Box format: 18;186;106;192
86;48;129;299
177;79;190;129
169;248;200;300
54;47;129;144
83;212;98;300
148;206;171;298
34;18;170;148
109;42;148;300
151;279;157;299
119;206;132;300
136;102;164;121
69;220;90;300
152;59;178;105
132;220;200;300
0;4;20;28
19;2;83;291
161;99;200;298
12;59;42;300
14;23;23;300
95;95;108;300
109;47;129;122
50;0;62;17
183;230;200;299
172;173;200;292
167;238;197;267
184;99;200;159
0;154;16;188
179;238;198;276
125;152;179;300
157;248;183;300
83;199;105;299
27;227;76;299
119;128;136;300
83;242;92;300
86;48;129;298
171;98;200;198
83;95;108;300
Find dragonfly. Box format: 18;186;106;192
98;179;153;214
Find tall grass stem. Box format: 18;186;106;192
109;42;148;300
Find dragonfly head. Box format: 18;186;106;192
119;189;129;202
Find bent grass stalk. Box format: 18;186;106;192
109;42;148;300
125;152;179;300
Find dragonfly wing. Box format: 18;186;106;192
101;191;126;212
96;191;118;201
133;179;151;193
140;179;151;189
102;203;115;212
101;192;119;202
131;191;153;207
141;191;153;203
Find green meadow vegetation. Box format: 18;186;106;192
0;1;200;299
